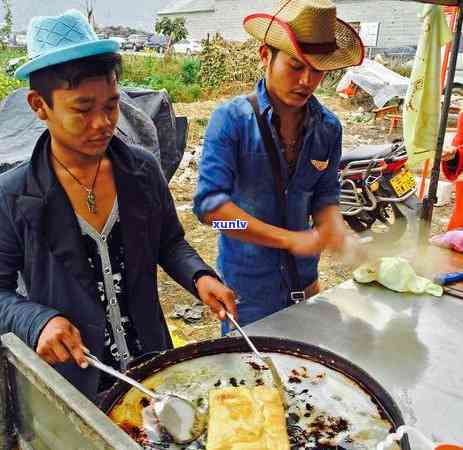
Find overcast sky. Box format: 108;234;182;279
1;0;167;32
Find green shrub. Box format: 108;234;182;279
120;54;203;102
122;54;184;83
148;77;201;103
121;75;201;103
0;48;26;68
121;53;202;102
181;58;201;84
0;71;21;101
199;35;262;87
0;49;27;101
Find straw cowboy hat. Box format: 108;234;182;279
243;0;364;71
16;9;120;80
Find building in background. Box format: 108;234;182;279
159;0;424;51
158;0;277;41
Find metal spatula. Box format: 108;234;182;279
83;350;205;444
225;312;287;406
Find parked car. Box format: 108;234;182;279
109;36;127;47
381;46;417;60
124;34;147;51
376;46;417;67
146;34;168;53
173;39;202;55
120;39;132;51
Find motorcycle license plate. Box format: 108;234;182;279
390;169;416;197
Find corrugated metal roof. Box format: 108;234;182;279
158;0;215;15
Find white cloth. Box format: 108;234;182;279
336;58;409;108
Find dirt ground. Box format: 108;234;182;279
159;92;455;346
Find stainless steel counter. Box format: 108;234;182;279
244;279;463;445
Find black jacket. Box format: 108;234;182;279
0;131;214;400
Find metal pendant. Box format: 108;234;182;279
87;190;97;214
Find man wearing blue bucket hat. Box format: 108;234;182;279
0;10;236;400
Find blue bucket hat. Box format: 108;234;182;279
15;9;120;80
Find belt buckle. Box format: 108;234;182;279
290;290;306;304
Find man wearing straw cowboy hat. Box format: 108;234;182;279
194;0;364;332
0;9;236;400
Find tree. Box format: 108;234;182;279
154;17;188;55
0;0;13;47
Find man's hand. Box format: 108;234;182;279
195;276;237;321
285;229;322;256
315;206;348;253
36;317;88;369
318;224;347;252
442;145;458;162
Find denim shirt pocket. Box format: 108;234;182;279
238;143;276;194
299;151;329;185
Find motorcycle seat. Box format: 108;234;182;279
341;143;394;164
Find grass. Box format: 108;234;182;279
0;47;26;67
0;47;27;101
0;47;412;106
0;49;235;106
0;49;341;106
121;53;202;103
120;54;259;103
0;49;204;104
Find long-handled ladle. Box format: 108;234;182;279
84;350;205;444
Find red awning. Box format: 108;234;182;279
406;0;459;5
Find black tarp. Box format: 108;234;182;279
0;87;186;181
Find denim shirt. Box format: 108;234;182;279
193;79;342;327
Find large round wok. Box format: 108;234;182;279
99;336;410;450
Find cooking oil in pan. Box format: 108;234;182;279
109;353;400;450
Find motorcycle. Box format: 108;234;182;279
339;141;420;241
